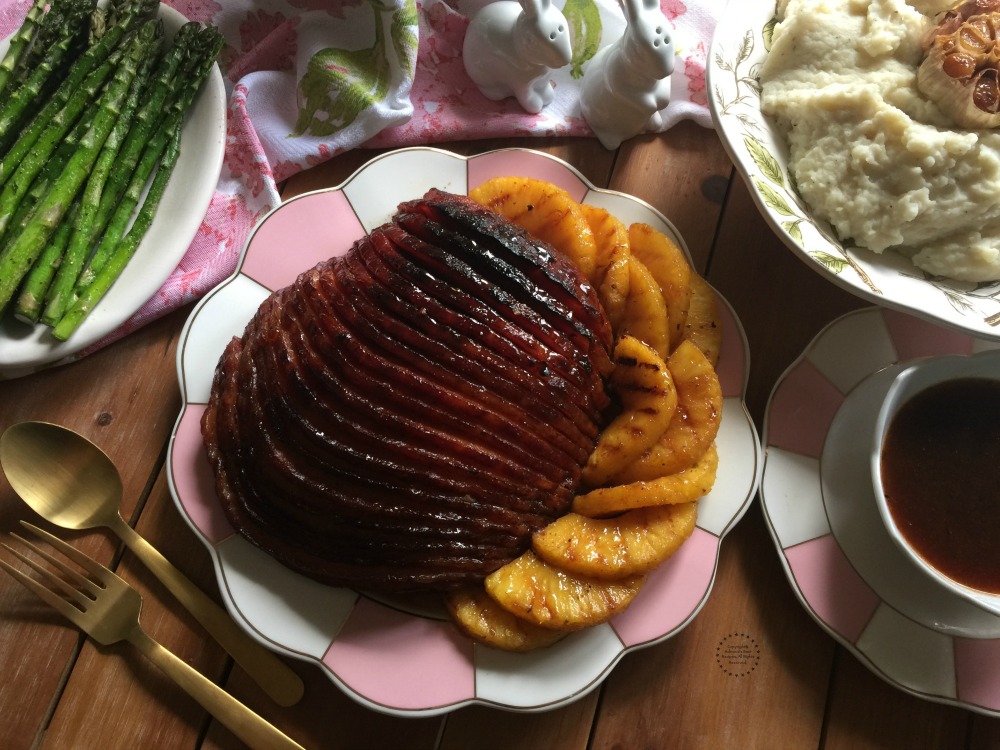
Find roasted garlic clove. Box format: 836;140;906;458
918;2;1000;127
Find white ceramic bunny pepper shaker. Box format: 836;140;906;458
463;0;573;114
580;0;674;149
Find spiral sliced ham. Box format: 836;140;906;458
201;189;613;592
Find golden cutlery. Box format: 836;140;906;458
0;521;305;750
0;421;304;707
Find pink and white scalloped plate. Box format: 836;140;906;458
762;307;1000;716
166;147;762;716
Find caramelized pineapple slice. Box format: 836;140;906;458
614;340;723;482
485;550;644;631
581;203;629;284
628;223;692;351
445;586;566;652
621;256;671;359
582;335;678;487
574;443;718;517
683;274;722;367
597;244;631;333
469;176;597;280
533;502;698;579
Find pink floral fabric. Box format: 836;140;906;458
0;0;721;360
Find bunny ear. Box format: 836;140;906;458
620;0;643;19
620;0;661;18
520;0;548;19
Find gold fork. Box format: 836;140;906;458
1;521;305;750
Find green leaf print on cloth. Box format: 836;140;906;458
563;0;603;79
294;0;418;138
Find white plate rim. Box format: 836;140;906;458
166;145;763;716
0;2;226;377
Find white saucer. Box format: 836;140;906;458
823;364;1000;637
762;306;1000;715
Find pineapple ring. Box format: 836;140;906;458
628;223;692;352
581;335;678;488
621;256;671;359
612;340;723;482
484;550;645;631
532;502;698;579
445;586;566;652
581;203;629;285
574;443;718;518
596;243;631;332
683;274;722;367
440;177;725;649
469;176;598;280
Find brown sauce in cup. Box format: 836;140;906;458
880;377;1000;594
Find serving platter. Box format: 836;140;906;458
761;306;1000;715
167;146;763;716
0;3;226;378
708;0;1000;343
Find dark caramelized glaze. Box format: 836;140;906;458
201;190;612;592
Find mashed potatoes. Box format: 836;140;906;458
761;0;1000;281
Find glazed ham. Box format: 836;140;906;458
201;189;613;591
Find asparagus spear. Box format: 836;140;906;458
0;0;46;97
0;46;124;239
13;0;86;82
0;0;94;150
0;106;98;261
0;20;160;315
0;0;158;173
51;26;223;337
136;21;201;115
77;21;206;269
70;109;176;292
74;25;223;291
13;199;81;323
52;128;181;340
40;35;158;325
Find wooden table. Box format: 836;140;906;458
2;125;999;749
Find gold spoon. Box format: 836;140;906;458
0;420;304;708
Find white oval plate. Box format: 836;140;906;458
0;3;226;378
708;0;1000;342
762;306;1000;715
166;147;763;716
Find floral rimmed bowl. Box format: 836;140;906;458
708;0;1000;342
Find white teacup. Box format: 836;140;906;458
871;348;1000;617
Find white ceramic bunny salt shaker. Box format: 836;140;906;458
580;0;675;149
463;0;573;114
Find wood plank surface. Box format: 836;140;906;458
588;503;834;750
1;129;999;750
0;307;190;750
